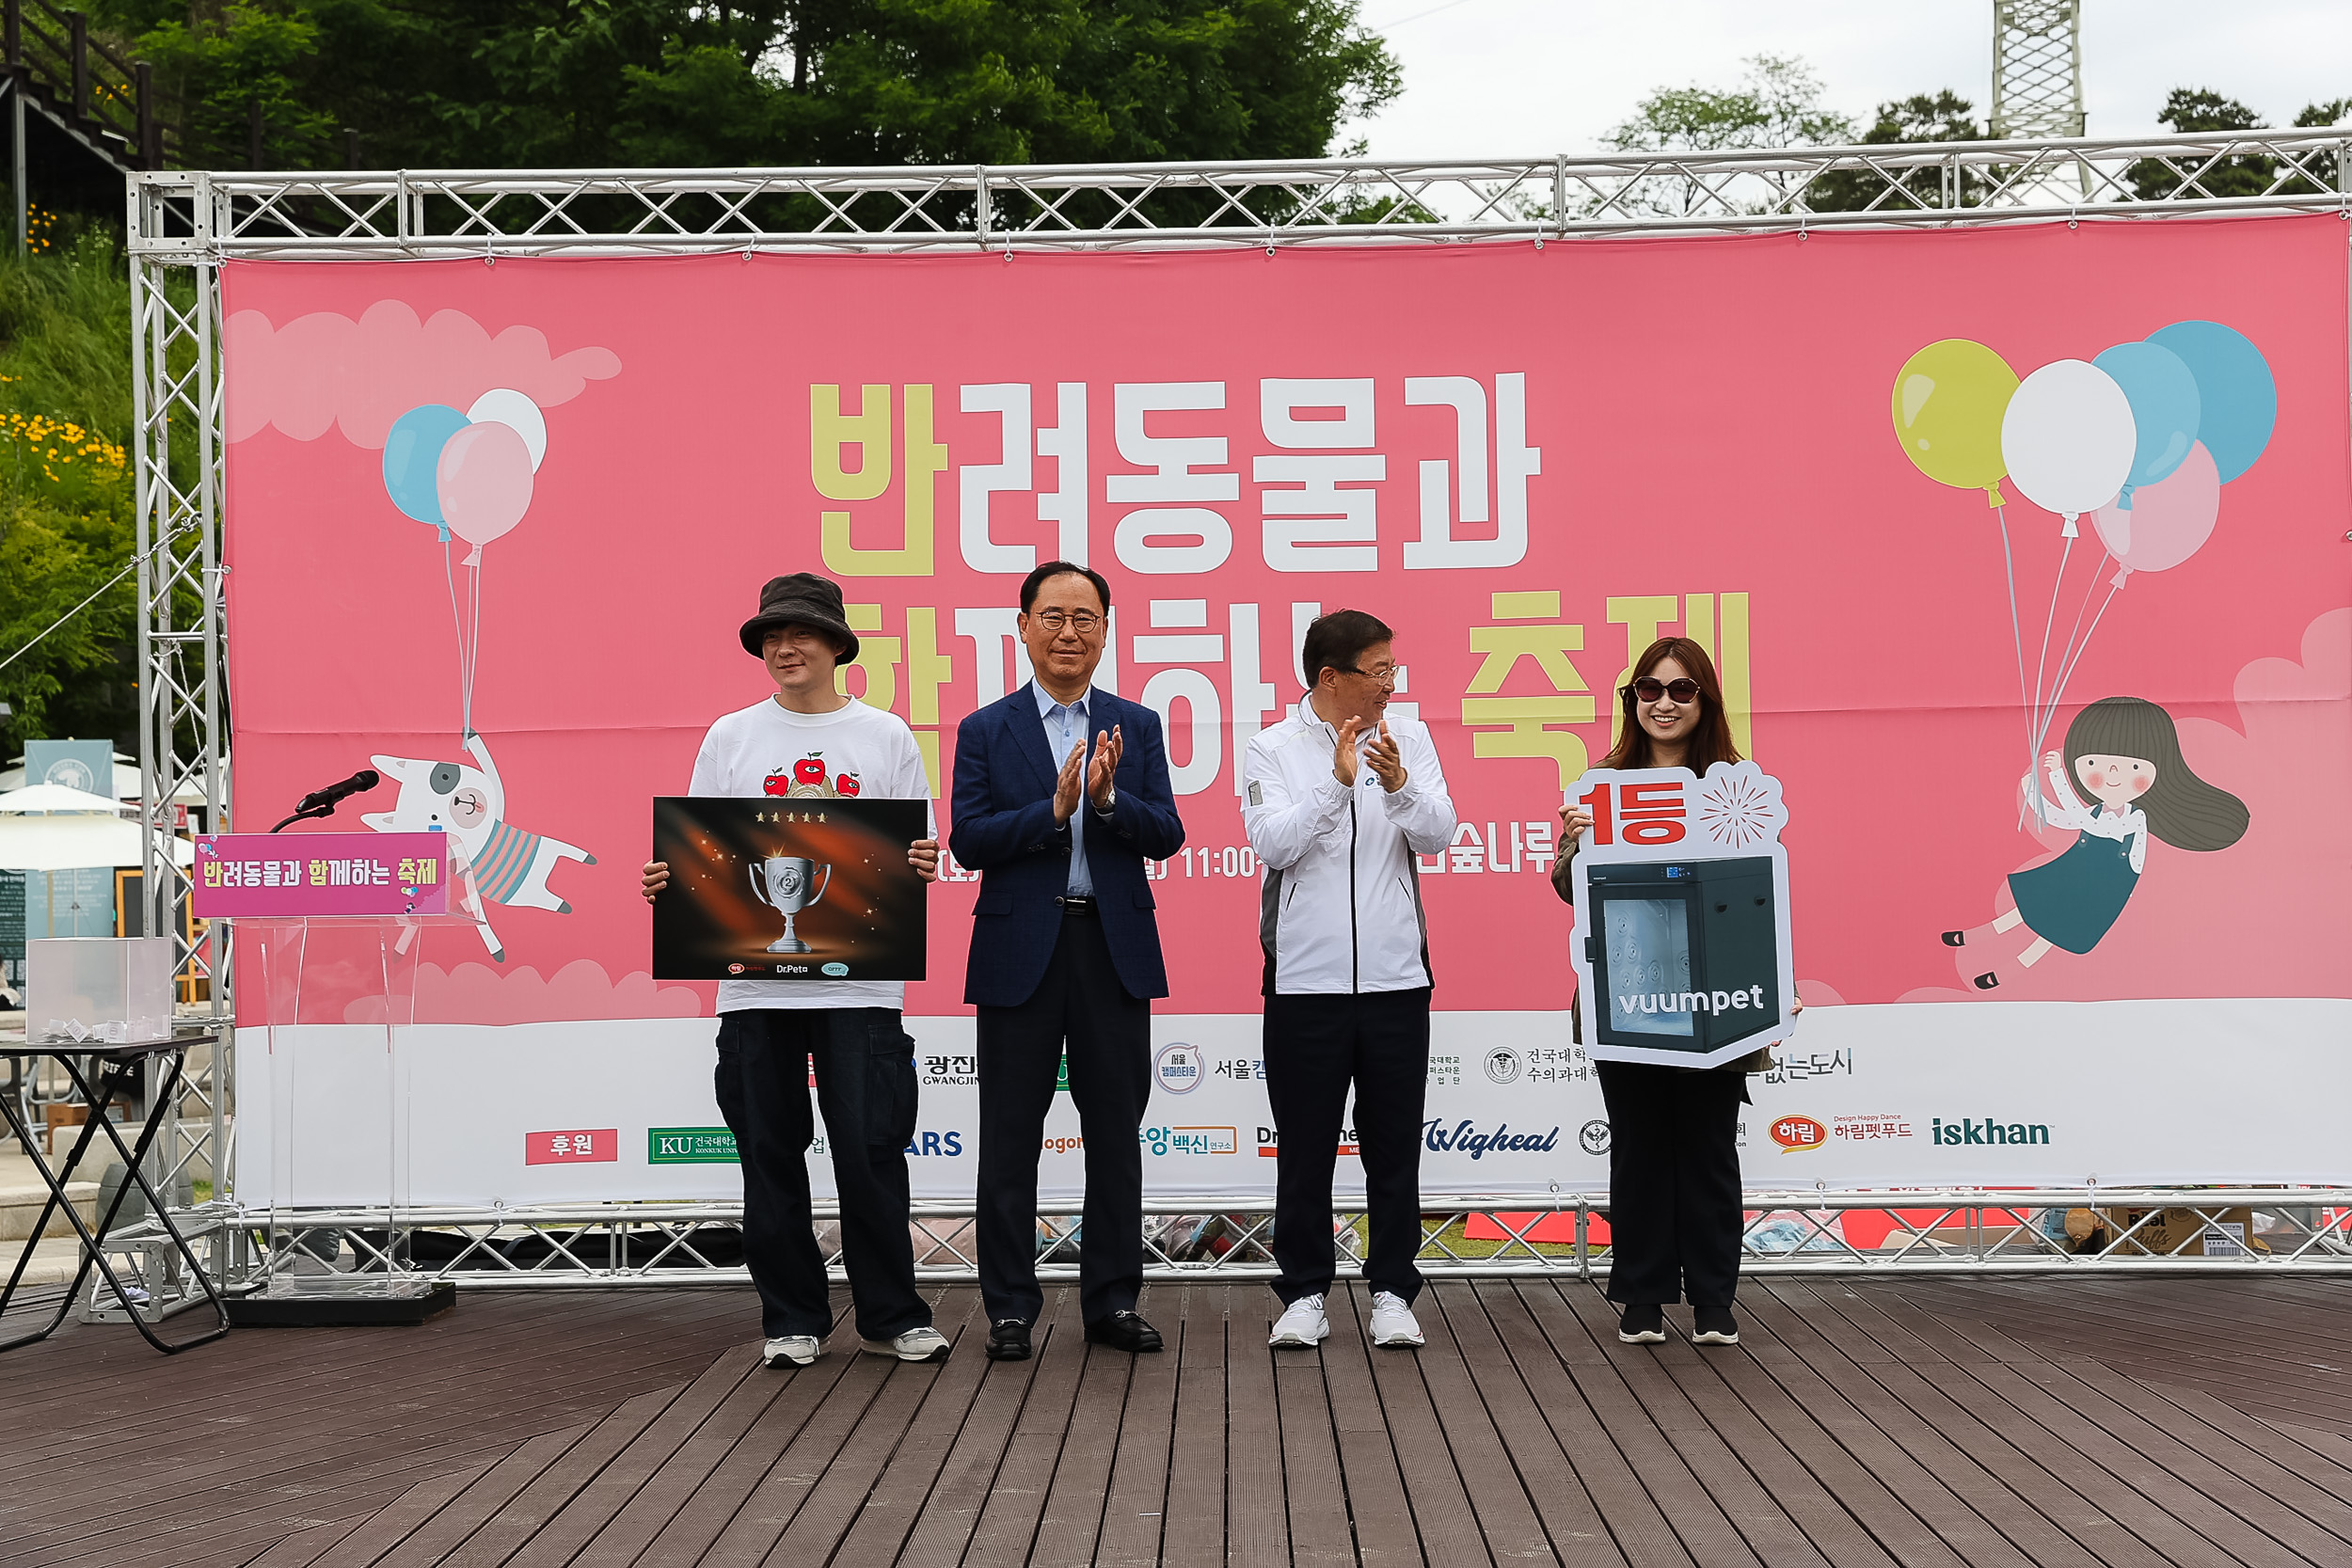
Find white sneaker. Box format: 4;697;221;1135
862;1325;951;1363
762;1335;819;1368
1369;1291;1425;1348
1268;1295;1330;1347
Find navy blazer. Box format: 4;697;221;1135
949;684;1187;1007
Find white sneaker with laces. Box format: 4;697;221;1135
1369;1291;1425;1348
1268;1295;1330;1347
763;1335;820;1368
862;1325;952;1363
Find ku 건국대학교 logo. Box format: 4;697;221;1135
1580;1119;1611;1156
1155;1042;1203;1095
1772;1116;1827;1152
1484;1046;1521;1085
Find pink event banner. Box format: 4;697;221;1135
194;832;450;917
216;216;2352;1024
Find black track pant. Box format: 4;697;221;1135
713;1007;929;1342
1595;1060;1745;1307
1263;987;1432;1306
975;909;1152;1328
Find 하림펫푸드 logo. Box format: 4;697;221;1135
1771;1116;1827;1152
1155;1042;1203;1096
1931;1117;2051;1146
1422;1120;1561;1160
1484;1046;1521;1085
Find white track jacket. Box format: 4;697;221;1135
1243;698;1457;995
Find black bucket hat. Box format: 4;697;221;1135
739;572;860;661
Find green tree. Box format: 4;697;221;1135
1805;90;1984;213
1596;55;1854;216
2126;88;2274;200
2284;95;2352;193
100;0;1399;177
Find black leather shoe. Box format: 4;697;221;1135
1084;1309;1163;1353
985;1319;1032;1361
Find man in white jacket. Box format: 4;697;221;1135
1243;610;1456;1350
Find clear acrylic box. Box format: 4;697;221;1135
26;936;176;1045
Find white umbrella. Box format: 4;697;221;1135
0;783;130;814
0;816;193;871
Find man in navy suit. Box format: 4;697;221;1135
949;561;1185;1361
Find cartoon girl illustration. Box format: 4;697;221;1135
1944;696;2248;988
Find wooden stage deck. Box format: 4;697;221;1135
4;1275;2350;1566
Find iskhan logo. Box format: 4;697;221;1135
1771;1116;1827;1151
1932;1117;2051;1146
1483;1046;1521;1085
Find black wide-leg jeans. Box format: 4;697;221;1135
712;1007;929;1343
1595;1060;1746;1307
1263;987;1432;1307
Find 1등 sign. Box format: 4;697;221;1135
651;797;928;981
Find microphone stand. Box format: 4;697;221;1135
268;804;339;833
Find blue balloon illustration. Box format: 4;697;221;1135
2091;341;2201;509
382;404;472;534
2146;321;2276;483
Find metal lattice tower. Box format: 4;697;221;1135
1992;1;2086;140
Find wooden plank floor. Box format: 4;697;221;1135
4;1276;2350;1566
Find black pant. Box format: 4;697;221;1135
975;909;1151;1327
1596;1060;1745;1307
1263;988;1431;1306
712;1007;928;1342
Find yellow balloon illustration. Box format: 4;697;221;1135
1891;339;2019;505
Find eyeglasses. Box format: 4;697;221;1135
1346;664;1399;686
1028;610;1103;633
1622;676;1701;704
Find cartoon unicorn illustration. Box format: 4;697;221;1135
1945;696;2247;988
361;730;595;960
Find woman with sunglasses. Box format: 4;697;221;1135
1550;636;1780;1348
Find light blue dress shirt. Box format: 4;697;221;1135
1036;684;1104;896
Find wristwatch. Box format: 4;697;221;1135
1093;783;1118;815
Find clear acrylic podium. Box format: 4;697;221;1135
227;850;488;1325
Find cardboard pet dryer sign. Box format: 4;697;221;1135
1565;762;1800;1069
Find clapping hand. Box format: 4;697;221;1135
1364;720;1406;793
1086;725;1122;810
1332;717;1366;786
1053;739;1086;824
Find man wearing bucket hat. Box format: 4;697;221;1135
642;572;946;1370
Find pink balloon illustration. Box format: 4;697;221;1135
2091;439;2219;588
435;420;534;564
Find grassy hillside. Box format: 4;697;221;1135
0;226;147;756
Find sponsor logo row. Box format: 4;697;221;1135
535;1113;2055;1169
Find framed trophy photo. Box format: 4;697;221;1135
651;797;929;981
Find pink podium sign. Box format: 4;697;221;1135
192;832;452;917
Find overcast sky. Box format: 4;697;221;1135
1351;0;2352;159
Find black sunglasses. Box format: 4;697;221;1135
1621;676;1701;704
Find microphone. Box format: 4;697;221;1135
294;768;381;814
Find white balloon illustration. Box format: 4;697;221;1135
466;388;548;472
1999;359;2136;536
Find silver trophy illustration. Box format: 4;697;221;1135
749;854;832;953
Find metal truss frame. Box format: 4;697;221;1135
74;1190;2349;1320
121;135;2352;1286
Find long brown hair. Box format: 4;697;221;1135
1600;637;1743;772
2059;696;2248;851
